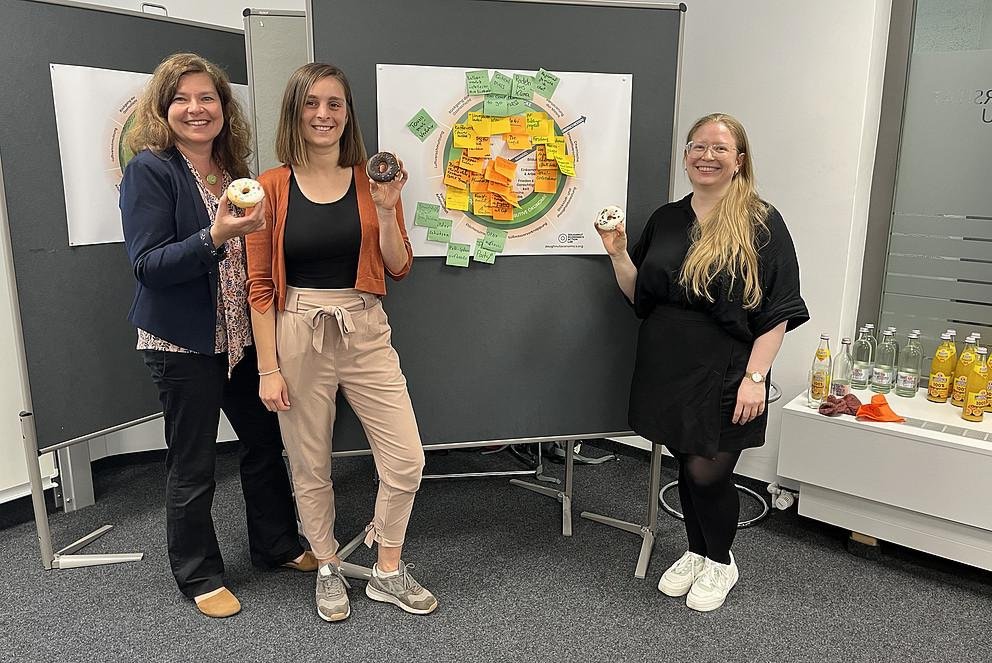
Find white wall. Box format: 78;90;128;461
617;0;893;483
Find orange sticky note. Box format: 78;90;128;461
458;154;486;173
508;116;527;134
484;160;510;185
445;185;470;211
489;117;512;135
491;196;514;221
472;192;493;216
443;162;472;189
498;190;520;208
452;124;476;149
469;172;488;192
534;169;558;194
505;133;532;150
493;156;517;180
555;153;576;176
486;180;511;197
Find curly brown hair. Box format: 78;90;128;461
127;52;251;178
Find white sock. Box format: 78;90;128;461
374;563;401;578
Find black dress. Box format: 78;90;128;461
627;194;809;457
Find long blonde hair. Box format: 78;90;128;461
275;63;367;168
679;113;768;309
127;52;252;179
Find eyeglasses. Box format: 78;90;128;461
685;142;738;157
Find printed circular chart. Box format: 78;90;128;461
442;100;568;231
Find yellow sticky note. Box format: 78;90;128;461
541;119;555;138
505;133;532;150
531;134;550;146
525;113;545;135
489;117;512;135
470;117;492;137
535;144;558;171
467;135;491;158
508;116;528;134
493;156;517;180
459;154;486;173
467;112;486;125
453;124;476;149
445;185;470;211
491;196;514;221
534;169;558;194
555;153;576;176
443;162;472;189
544;138;560;160
472;192;493;216
470;172;488;192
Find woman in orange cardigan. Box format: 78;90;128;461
245;63;436;622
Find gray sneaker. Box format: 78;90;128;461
316;563;351;622
365;561;438;615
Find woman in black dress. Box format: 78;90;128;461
597;113;808;612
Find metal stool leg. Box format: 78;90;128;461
659;481;770;528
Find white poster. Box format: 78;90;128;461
376;64;631;257
50;64;249;246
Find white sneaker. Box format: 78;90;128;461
686;552;739;612
657;551;706;597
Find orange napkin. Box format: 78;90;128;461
855;394;905;423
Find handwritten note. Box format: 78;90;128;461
534;68;560;98
482;228;508;252
445;185;470;211
414;201;441;227
465;70;491;96
490;71;512;95
446;242;471;267
511;73;535;101
474;239;497;264
427;218;453;242
406;108;438;142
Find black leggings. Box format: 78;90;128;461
668;448;742;565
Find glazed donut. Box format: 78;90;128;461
226;178;264;209
595;205;625;231
366;151;400;182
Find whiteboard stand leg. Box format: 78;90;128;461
20;411;143;571
580;443;662;579
509;439;573;536
335;528;373;582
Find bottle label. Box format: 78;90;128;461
896;371;918;391
935;348;951;360
928;372;950;399
951;376;969;405
871;367;892;386
830;382;850;397
815;348;829;361
852;365;869;383
810;371;828;399
962;391;986;421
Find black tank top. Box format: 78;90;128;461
284;170;362;289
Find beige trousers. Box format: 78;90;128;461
276;287;425;560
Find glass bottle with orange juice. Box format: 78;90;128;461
961;347;988;423
927;333;955;403
951;336;977;407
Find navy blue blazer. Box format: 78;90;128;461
120;147;224;355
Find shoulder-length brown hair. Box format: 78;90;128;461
127;52;251;178
275;63;366;168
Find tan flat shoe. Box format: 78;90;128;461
195;587;241;618
282;550;319;572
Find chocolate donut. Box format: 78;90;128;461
366;151;400;182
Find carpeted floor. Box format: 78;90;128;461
0;443;989;662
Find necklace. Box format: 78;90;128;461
205;173;218;185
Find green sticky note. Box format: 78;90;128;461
446;242;471;267
414;201;441;228
490;71;512;95
482;228;507;253
534;68;561;98
507;98;529;116
426;218;452;243
406;108;438;142
511;73;535;101
474;239;496;264
465;70;491;96
483;95;509;117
